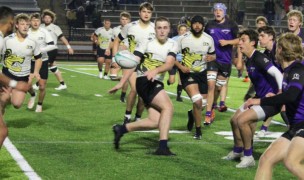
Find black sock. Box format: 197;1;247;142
30;92;35;97
177;84;183;97
121;124;128;134
135;113;141;119
196;126;201;134
60;81;65;85
104;72;108;76
38;102;43;105
167;80;170;86
121;92;126;98
125;110;132;115
159;140;168;149
35;82;39;86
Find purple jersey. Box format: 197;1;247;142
283;61;304;125
204;18;238;64
284;28;304;47
263;43;283;72
246;50;279;97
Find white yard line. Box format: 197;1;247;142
4;138;41;180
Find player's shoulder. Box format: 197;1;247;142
202;32;214;40
4;33;15;40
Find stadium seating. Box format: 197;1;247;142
1;0;40;13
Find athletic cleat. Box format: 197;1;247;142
211;110;216;123
98;72;103;79
154;147;176;156
27;95;36;109
204;115;213;125
187;110;194;131
32;83;39;91
112;124;123;149
176;96;183;102
55;84;67;90
123;117;131;125
218;105;228;112
35;105;42;113
243;77;250;82
193;132;202;140
103;75;111;80
222;151;243;160
236;155;255;168
257;130;267;138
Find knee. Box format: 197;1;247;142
284;157;296;172
39;84;46;91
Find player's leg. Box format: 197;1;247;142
48;50;67;90
103;55;112;80
205;70;217;125
123;71;137;124
0;113;7;148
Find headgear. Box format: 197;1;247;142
213;3;227;15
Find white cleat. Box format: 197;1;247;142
98;72;103;79
27;96;36;109
222;151;243;160
257;130;267;138
32;83;39;91
103;75;110;80
35;105;42;113
55;84;67;90
236;155;255;168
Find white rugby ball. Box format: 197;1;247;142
114;50;139;69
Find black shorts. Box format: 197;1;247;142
168;65;178;75
47;49;58;64
2;67;29;82
282;121;304;140
97;47;111;59
136;76;164;105
207;61;232;78
179;70;207;94
261;105;281;121
31;60;49;80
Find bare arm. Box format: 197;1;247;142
60;36;74;55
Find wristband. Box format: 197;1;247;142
67;45;71;49
9;80;17;88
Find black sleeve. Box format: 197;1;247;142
34;53;42;60
168;52;176;59
261;86;302;106
133;50;143;59
118;33;125;41
254;53;274;71
47;41;55;45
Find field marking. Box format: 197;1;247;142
4;138;41;180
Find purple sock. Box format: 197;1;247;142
233;146;243;153
212;103;217;109
260;125;268;131
206;111;211;117
220;101;225;106
244;147;253;156
159;140;168;149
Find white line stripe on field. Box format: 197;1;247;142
4;138;41;180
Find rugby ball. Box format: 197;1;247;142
114;50;139;69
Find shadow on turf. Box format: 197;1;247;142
6;118;45;128
0;160;24;178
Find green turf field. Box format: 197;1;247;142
0;62;294;179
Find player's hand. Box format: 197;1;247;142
219;39;229;46
15;81;30;92
180;66;190;73
108;83;123;94
145;69;158;82
105;49;111;56
244;98;260;109
111;61;119;68
68;48;74;55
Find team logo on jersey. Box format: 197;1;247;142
26;45;33;49
188;77;194;82
250;67;255;72
292;73;300;80
221;29;231;34
210;29;215;34
202;42;209;46
263;58;269;63
3;49;25;72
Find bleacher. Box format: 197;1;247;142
0;0;40;13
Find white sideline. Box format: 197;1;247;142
4;138;41;180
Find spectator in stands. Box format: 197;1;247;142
283;0;292;13
292;0;303;12
275;0;285;26
263;0;275;25
85;0;97;21
236;0;246;25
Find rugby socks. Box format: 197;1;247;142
260;125;268;131
104;72;108;76
60;81;65;85
206;111;211;117
125;111;132;119
134;113;141;121
120;124;128;134
233;146;243;153
177;84;182;98
195;126;201;134
219;101;225;107
120;92;126;99
38;102;43;105
212;103;217;109
36;82;39;86
244;147;253;156
159;140;168;149
29;91;35;97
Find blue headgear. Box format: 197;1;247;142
213;3;227;15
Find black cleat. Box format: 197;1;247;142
120;96;126;103
154;147;176;156
176;96;183;102
112;124;123;149
123;117;131;125
187;109;194;131
193;132;202;140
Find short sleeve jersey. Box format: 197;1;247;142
112;25;129;49
177;31;215;72
41;23;63;47
28;27;54;61
134;38;178;82
204;18;238;64
119;20;155;53
246;50;279;97
282;61;304;125
94;27;113;49
2;33;41;77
